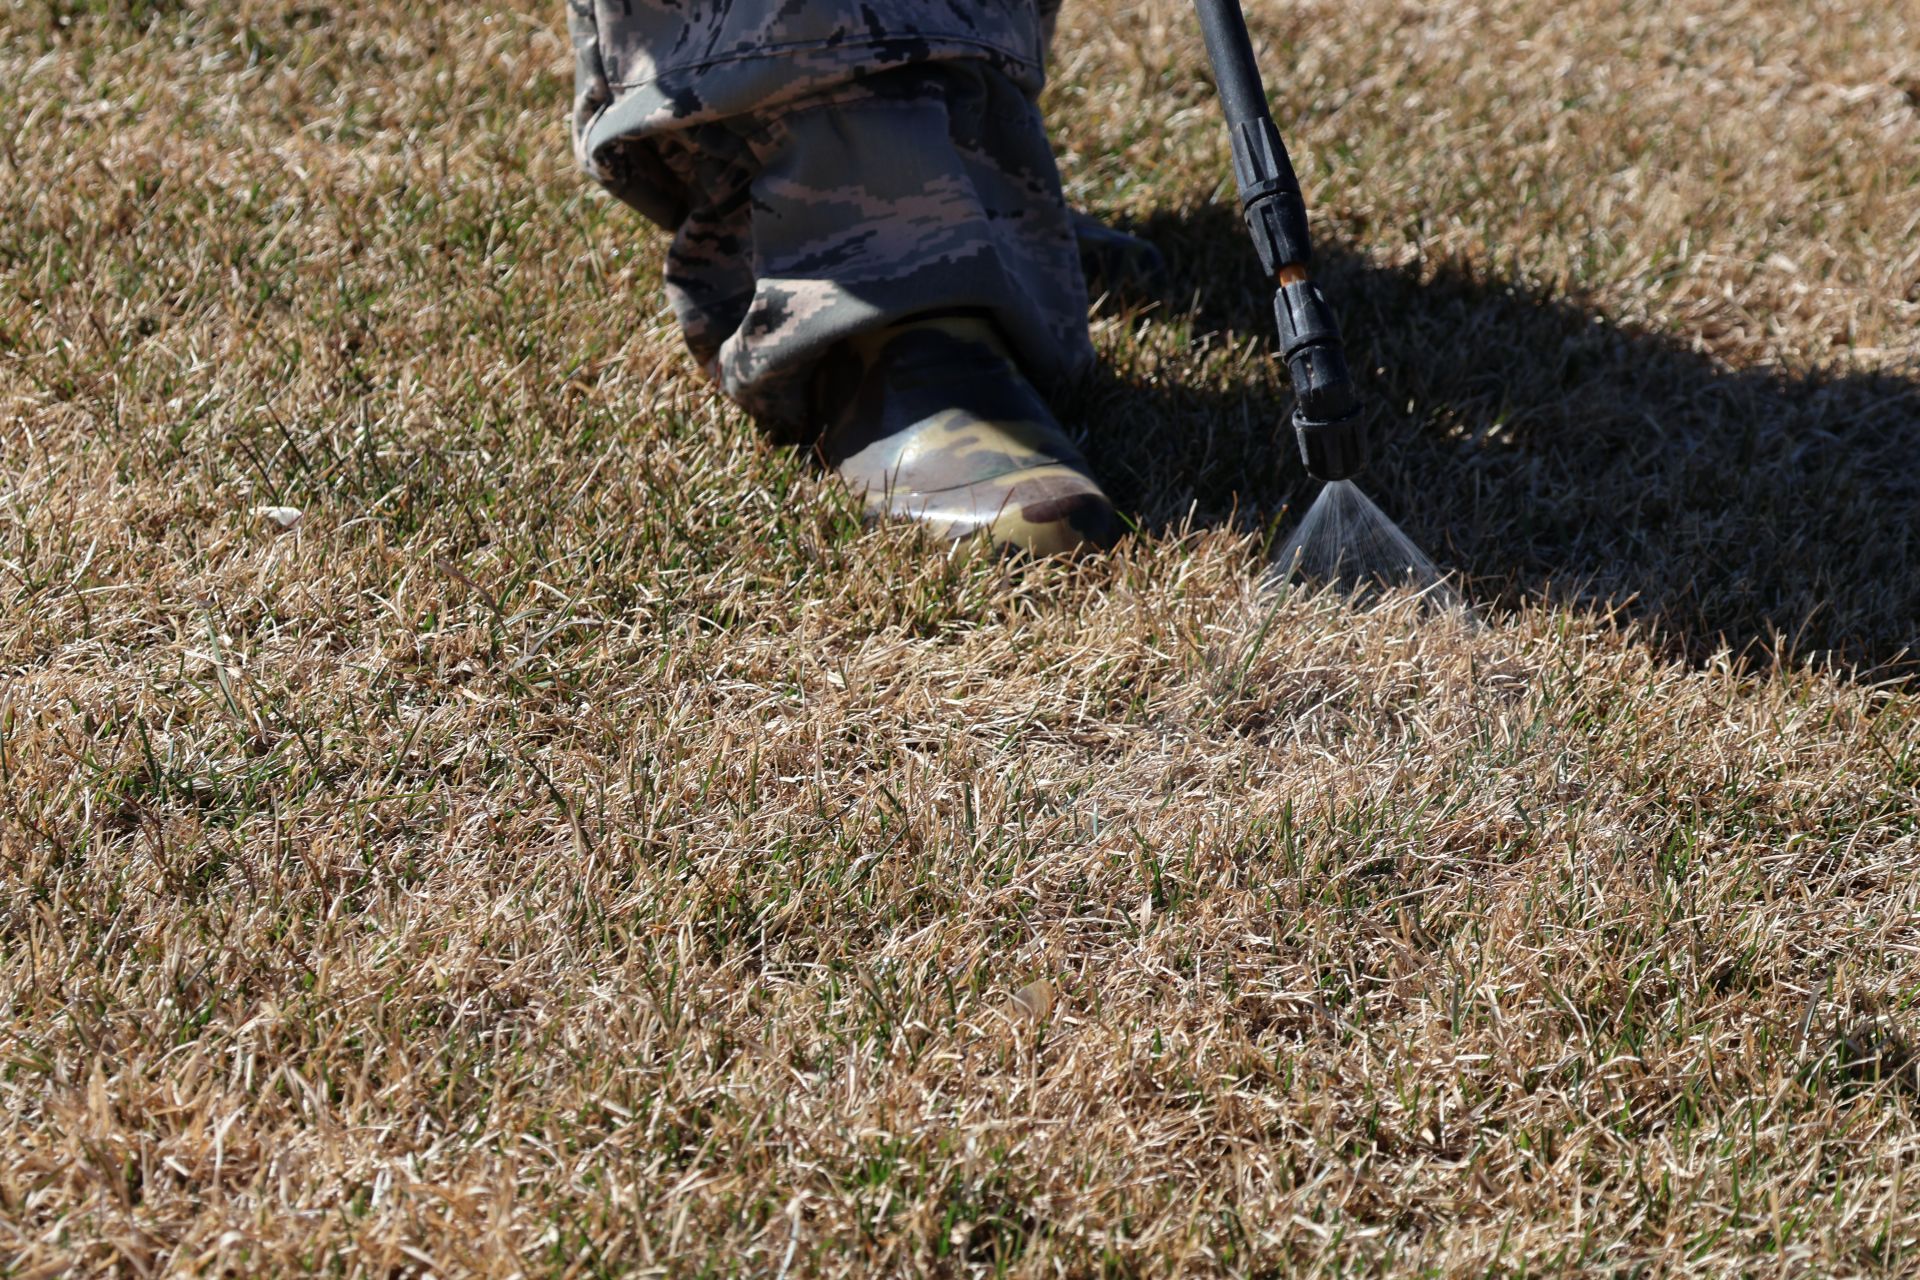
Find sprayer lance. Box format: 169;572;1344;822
1191;0;1369;481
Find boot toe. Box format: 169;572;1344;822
896;464;1121;555
994;486;1123;555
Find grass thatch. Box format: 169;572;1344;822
3;0;1919;1273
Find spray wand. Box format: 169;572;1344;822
1192;0;1460;607
1190;0;1374;479
1191;0;1368;481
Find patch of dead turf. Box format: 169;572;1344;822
3;0;1919;1274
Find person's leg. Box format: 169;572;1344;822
656;65;1093;433
565;3;1122;551
658;65;1119;552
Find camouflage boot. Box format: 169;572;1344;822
815;315;1120;555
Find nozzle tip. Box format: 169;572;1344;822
1294;410;1369;481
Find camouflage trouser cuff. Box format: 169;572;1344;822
587;63;1096;439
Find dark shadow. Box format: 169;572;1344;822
1066;202;1920;678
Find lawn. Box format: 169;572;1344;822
4;0;1920;1273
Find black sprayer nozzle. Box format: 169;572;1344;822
1273;280;1352;421
1293;408;1369;482
1273;278;1366;480
1193;0;1374;482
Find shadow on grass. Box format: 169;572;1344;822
1070;203;1920;677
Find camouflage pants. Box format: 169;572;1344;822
565;2;1090;437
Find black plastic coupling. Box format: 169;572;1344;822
1230;120;1311;274
1273;278;1339;357
1293;407;1369;481
1273;279;1355;420
1273;279;1368;480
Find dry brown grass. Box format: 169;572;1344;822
4;0;1920;1274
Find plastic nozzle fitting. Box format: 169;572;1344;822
1230;120;1311;274
1293;409;1369;481
1273;278;1368;480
